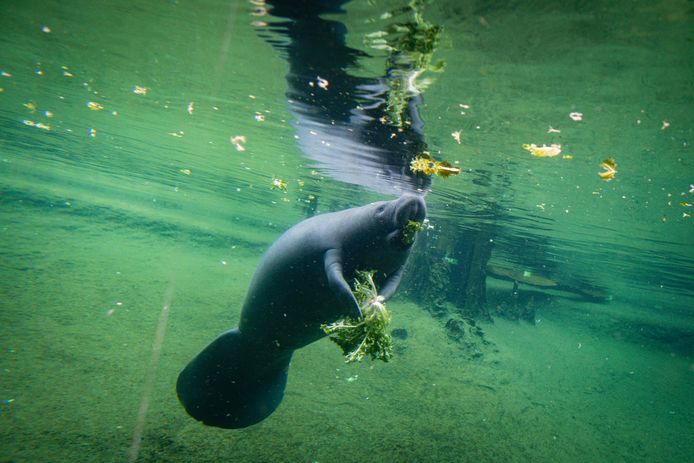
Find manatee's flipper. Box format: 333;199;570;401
324;248;360;317
379;265;405;300
176;328;292;429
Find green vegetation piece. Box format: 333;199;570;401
321;271;394;363
402;219;424;245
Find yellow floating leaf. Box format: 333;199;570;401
598;158;617;181
410;155;461;178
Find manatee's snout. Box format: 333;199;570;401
394;194;427;227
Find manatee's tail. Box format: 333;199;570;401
176;328;292;429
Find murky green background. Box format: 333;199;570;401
1;0;692;462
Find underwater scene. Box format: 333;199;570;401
1;0;693;461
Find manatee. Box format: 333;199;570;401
176;194;426;429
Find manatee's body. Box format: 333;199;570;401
176;195;426;429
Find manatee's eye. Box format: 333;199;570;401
377;205;385;213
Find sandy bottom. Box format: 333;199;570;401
1;209;692;462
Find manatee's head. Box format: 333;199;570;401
373;194;427;249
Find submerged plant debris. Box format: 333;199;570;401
321;270;393;363
410;153;461;177
522;143;562;157
598;158;617;181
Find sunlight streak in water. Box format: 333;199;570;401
128;285;174;463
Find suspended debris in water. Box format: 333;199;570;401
251;5;267;17
169;131;184;138
547;126;561;133
231;135;246;151
62;66;73;77
451;130;462;144
187;102;194;115
86;101;104;111
317;76;329;90
271;177;287;192
1;71;12;77
89;128;97;137
661;120;670;130
24;101;38;112
133;86;148;95
254;112;265;122
41;25;51;33
569;112;583;121
410;154;461;178
598;158;617;181
522;143;562;157
180;169;191;175
22;120;51;131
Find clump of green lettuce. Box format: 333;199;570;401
321;270;393;363
402;219;424;245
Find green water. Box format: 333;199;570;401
1;0;692;462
